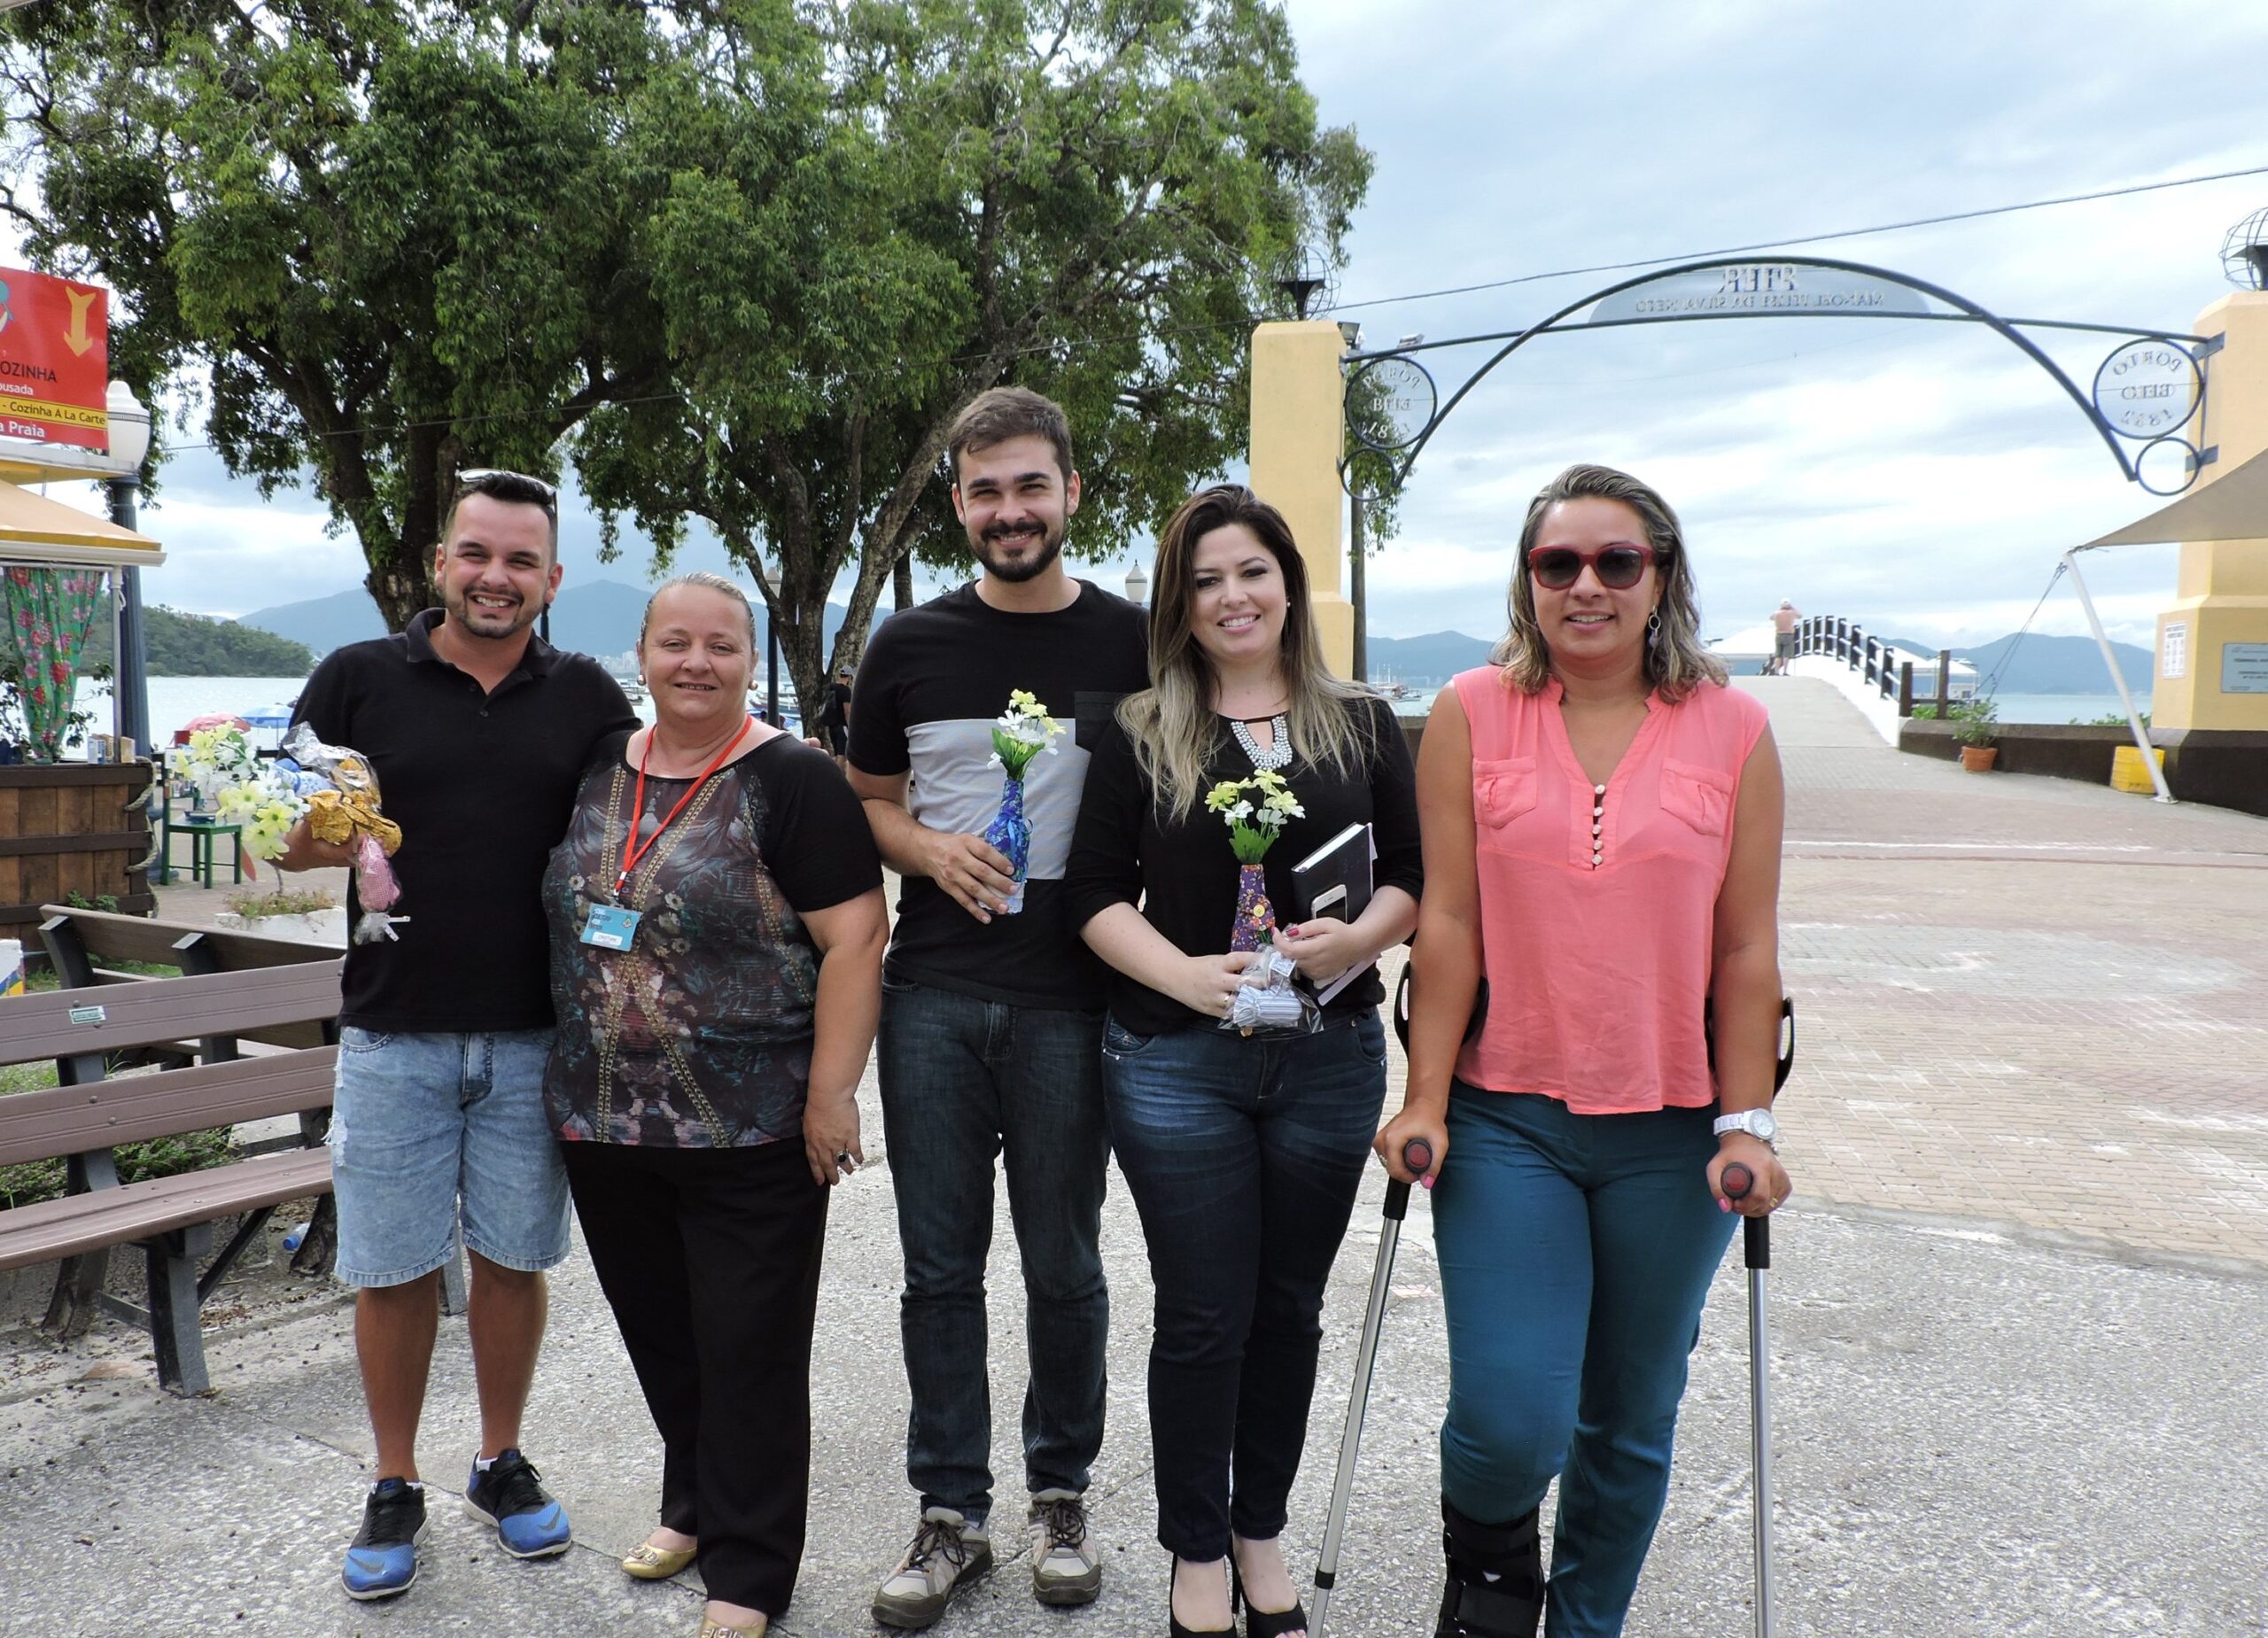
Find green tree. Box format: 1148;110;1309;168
81;608;316;676
0;1;670;630
573;0;1371;715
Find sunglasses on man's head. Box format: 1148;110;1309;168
456;468;559;503
1526;542;1657;591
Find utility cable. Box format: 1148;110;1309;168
1329;161;2268;314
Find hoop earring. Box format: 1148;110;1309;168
1646;609;1662;648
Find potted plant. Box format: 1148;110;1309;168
217;885;347;946
1952;695;2000;772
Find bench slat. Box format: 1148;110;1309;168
0;1047;338;1168
38;904;339;973
0;961;342;1062
0;1147;332;1271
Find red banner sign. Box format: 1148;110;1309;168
0;267;109;453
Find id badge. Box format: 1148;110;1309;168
580;903;641;951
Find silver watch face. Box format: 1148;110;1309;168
1750;1107;1777;1143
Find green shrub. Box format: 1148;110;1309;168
1909;703;1938;720
1950;695;2000;748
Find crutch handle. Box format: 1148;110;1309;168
1720;1162;1772;1269
1384;1137;1433;1222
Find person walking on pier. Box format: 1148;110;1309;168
1767;599;1800;675
1378;463;1792;1638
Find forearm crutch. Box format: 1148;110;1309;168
1718;996;1796;1638
1309;1135;1432;1638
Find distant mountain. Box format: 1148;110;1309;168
238;586;384;656
240;578;870;670
1367;630;1492;687
81;606;316;676
1883;632;2154;693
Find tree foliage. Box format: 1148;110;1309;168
0;1;670;629
575;0;1371;713
80;606;315;676
3;1;1371;716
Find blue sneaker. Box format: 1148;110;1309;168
462;1448;572;1558
342;1478;426;1600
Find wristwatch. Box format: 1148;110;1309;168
1712;1107;1778;1147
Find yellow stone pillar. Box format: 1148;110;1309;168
1248;320;1353;674
2154;291;2268;732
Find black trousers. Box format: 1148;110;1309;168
562;1137;828;1615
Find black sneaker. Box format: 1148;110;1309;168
462;1448;572;1558
341;1478;426;1601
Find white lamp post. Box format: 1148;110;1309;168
1124;561;1150;606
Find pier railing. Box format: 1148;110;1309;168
1792;617;1956;718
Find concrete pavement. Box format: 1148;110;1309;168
4;676;2266;1636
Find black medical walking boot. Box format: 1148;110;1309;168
1435;1498;1544;1638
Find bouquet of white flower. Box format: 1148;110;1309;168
981;689;1066;915
1204;769;1317;1034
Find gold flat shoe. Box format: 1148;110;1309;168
623;1540;698;1579
697;1617;765;1636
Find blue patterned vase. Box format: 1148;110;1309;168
982;772;1032;914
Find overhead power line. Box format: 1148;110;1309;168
1328;162;2268;315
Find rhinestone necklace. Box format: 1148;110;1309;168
1231;714;1293;772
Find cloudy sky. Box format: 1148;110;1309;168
20;0;2268;649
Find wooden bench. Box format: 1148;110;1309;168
1;962;343;1394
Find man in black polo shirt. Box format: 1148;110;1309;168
279;470;637;1603
849;388;1149;1628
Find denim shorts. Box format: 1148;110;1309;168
328;1027;571;1288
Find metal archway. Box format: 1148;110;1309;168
1341;255;2210;498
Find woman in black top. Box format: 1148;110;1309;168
1066;486;1422;1638
543;573;887;1638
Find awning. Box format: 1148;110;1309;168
2080;445;2268;550
0;477;165;569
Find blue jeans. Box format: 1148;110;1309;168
876;978;1110;1523
1433;1085;1736;1638
1102;1009;1387;1559
329;1027;569;1288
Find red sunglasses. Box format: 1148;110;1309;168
1526;542;1657;591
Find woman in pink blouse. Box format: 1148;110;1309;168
1377;464;1791;1638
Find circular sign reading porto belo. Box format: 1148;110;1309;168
2092;339;2200;440
1346;354;1438;453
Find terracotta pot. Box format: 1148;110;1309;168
1959;745;1999;772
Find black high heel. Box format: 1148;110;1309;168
1231;1555;1309;1638
1168;1552;1238;1638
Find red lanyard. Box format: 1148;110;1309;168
614;719;750;897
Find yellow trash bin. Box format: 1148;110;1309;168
2109;744;2164;795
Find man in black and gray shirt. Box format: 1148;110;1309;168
849;388;1147;1628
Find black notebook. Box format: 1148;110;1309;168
1289;821;1375;1005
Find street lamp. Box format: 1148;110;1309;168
105;383;154;761
1124;561;1150;606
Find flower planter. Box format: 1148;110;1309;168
1958;745;1999;772
214;906;348;947
0;760;157;940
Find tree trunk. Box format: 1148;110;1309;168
893;551;914;611
366;561;434;635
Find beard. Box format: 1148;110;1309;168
442;582;545;641
969;517;1067;584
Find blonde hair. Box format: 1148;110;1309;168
1119;485;1377;819
639;571;757;651
1489;463;1727;700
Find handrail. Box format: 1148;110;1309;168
1790;616;1955;718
